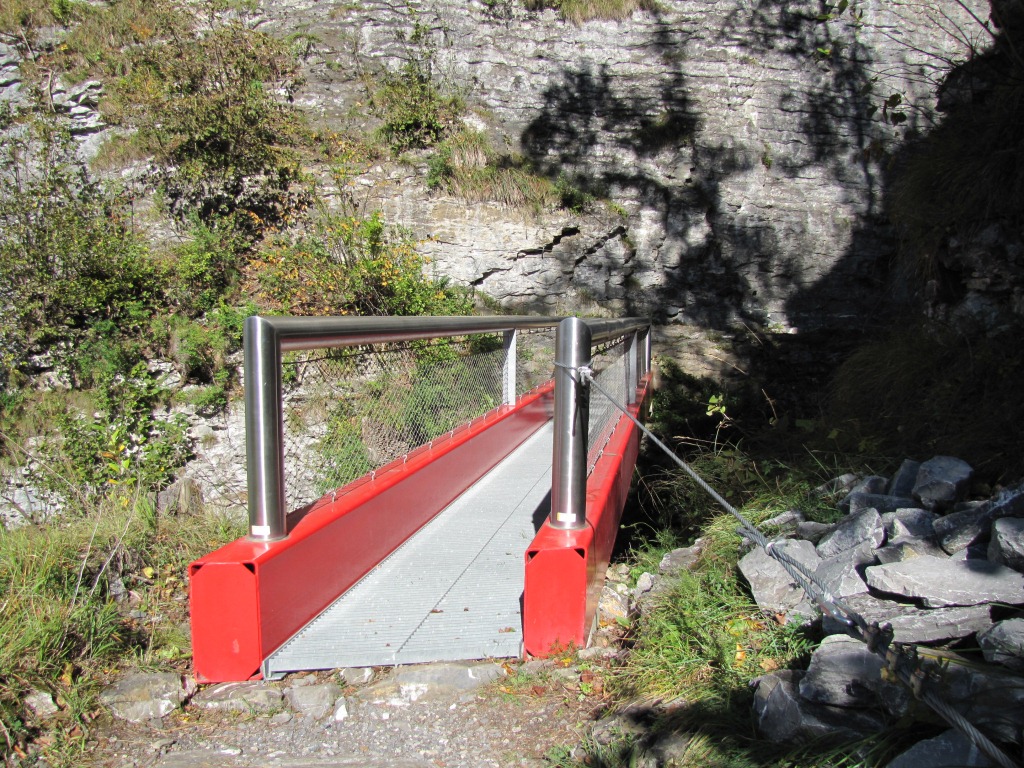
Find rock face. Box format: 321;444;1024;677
255;0;982;331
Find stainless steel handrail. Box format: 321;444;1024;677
549;317;651;530
243;314;650;541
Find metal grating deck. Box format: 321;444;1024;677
263;424;553;677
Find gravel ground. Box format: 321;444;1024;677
88;662;609;768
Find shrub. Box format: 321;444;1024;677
106;6;307;224
255;211;472;317
366;19;463;153
0;116;160;381
162;217;249;316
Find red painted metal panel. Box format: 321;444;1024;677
523;537;592;654
189;561;262;682
191;383;554;683
523;375;650;658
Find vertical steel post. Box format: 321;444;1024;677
550;318;591;530
625;331;638;404
502;329;517;406
244;316;287;541
641;327;651;376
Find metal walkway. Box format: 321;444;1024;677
264;424;553;677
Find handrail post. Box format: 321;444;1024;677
625;330;638;405
550;317;591;530
502;329;517;406
244;316;287;541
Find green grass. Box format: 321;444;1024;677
0;491;244;766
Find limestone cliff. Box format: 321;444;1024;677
259;0;982;334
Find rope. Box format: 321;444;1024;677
561;362;1022;768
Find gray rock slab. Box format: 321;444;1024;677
821;594;992;643
285;682;343;718
795;520;833;543
738;539;822;618
865;555;1024;607
939;659;1024;743
339;667;374;686
884;729;993;768
761;509;805;535
875;536;947;564
813;548;870;601
852;475;890;495
814;474;859;498
816;509;885;559
191;681;283;712
978;619;1024;672
887;459;922;499
24;689;59;719
913;456;973;511
100;672;195;723
752;670;886;744
798;635;909;714
989;517;1024;571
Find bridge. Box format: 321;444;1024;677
189;316;652;683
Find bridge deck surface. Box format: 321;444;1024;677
263;423;553;677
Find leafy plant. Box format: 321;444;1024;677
106;4;307;224
255;211;472;317
366;19;463;153
0;116;159;382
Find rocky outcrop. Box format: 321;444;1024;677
257;0;983;331
737;458;1024;759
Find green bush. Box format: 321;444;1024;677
163;218;249;316
0;117;160;382
33;362;189;497
106;6;307;224
367;20;463;153
257;211;472;317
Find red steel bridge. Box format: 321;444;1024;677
190;316;652;682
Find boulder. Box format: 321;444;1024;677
934;483;1024;553
912;456;973;511
881;508;936;540
191;681;283;712
100;672;195;722
798;635;909;715
821;594;991;644
738;539;821;621
840;493;917;516
887;460;922;499
752;670;886;744
285;681;343;718
988;517;1024;571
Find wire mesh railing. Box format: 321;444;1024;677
587;338;630;474
279;330;555;513
243;315;650;541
